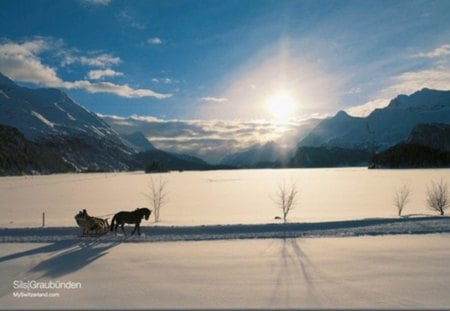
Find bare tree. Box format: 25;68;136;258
146;175;168;222
427;179;449;216
275;181;299;224
393;183;411;216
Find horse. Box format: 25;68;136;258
110;207;151;236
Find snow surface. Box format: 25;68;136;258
1;168;448;227
1;235;450;309
1;168;450;309
31;111;54;128
0;89;9;99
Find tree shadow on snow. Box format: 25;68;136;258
270;238;328;307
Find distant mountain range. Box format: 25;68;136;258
219;118;321;168
220;142;290;168
299;88;450;151
224;88;450;168
0;72;218;175
1;70;449;175
0;72;138;172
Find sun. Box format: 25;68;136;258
266;90;297;121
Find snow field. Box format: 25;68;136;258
1;168;450;309
1;168;449;227
1;235;450;309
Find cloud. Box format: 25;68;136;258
0;39;171;99
102;115;309;163
345;98;390;117
200;96;228;103
0;40;63;86
62;53;121;68
152;77;173;84
386;68;450;95
117;10;146;30
81;0;111;5
345;67;450;117
147;37;163;45
62;80;172;99
347;44;450;117
87;69;123;80
413;44;450;59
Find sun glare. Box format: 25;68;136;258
266;90;297;121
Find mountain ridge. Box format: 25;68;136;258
299;88;450;151
0;72;218;174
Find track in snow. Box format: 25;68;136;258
1;216;450;243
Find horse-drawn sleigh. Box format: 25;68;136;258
74;207;151;237
74;209;109;236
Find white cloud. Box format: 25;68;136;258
102;114;309;163
82;0;111;5
0;40;62;86
346;65;450;117
386;68;450;95
148;37;163;45
0;39;171;99
200;96;228;103
346;98;390;117
88;69;123;80
346;87;362;95
413;44;450;59
63;53;121;68
152;77;173;84
62;80;172;99
117;10;146;30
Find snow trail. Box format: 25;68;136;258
1;216;449;243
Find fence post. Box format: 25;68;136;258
42;212;45;227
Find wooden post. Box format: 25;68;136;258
42;212;45;227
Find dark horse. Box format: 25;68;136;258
110;207;151;236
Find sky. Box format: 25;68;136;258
1;0;450;161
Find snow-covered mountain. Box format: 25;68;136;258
299;88;450;151
219;118;321;168
0;72;122;142
0;124;74;175
0;72;222;174
120;131;155;152
0;72;138;171
220;142;291;168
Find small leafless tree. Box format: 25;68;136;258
393;183;411;216
427;179;449;216
146;175;168;222
275;181;299;224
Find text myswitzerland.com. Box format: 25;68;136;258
12;280;82;298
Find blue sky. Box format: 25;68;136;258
1;0;450;121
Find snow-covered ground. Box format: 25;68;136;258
1;168;450;309
1;168;449;227
1;235;450;309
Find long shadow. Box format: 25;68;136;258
0;239;119;278
0;240;78;264
29;241;120;277
270;238;324;307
